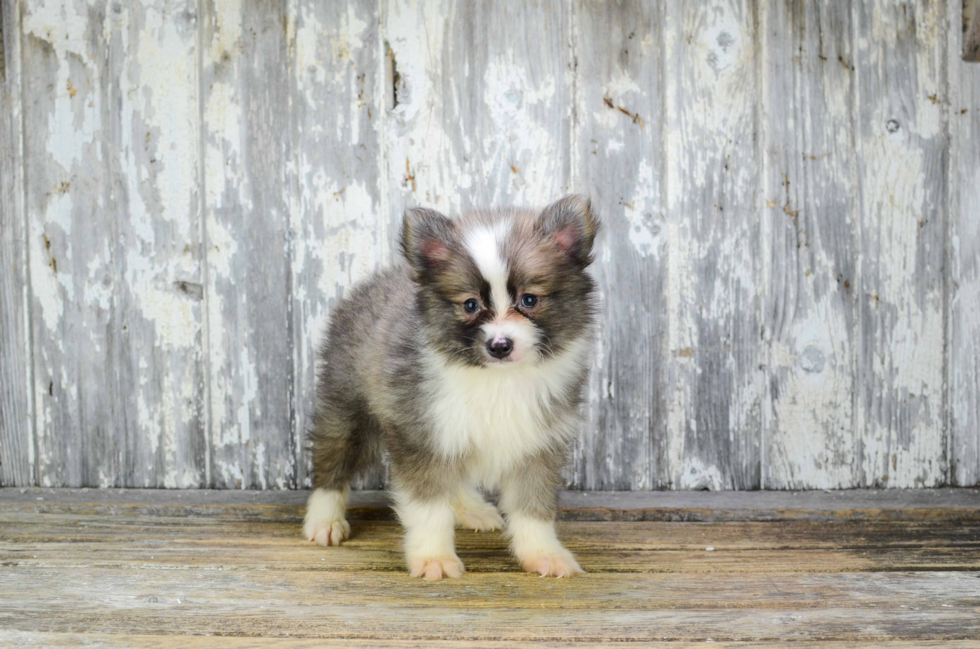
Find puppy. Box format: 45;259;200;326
303;194;600;580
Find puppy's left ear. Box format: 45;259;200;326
539;194;600;268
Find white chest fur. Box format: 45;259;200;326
422;339;587;487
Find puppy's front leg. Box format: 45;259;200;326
393;485;464;580
500;455;583;578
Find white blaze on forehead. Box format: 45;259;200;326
464;221;512;316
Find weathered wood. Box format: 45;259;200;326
761;1;859;488
570;1;668;489
3;551;980;599
663;0;764;490
109;1;206;488
285;0;388;490
21;0;97;487
949;0;980;486
854;0;947;488
4;608;975;645
0;0;33;488
21;0;111;487
0;0;5;82
4;0;980;491
5;513;980;551
2;634;977;649
3;524;979;573
201;0;294;488
383;0;571;215
965;0;980;61
4;487;978;522
1;501;979;644
21;1;206;488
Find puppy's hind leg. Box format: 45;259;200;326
304;486;350;547
452;484;504;532
304;401;379;547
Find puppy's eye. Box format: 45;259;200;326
520;294;538;308
463;298;480;314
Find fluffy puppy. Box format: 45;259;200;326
303;195;600;580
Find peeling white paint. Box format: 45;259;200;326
676;457;725;491
482;58;559;205
235;344;257;447
385;0;566;211
947;2;980;486
768;297;855;489
134;6;198;239
665;0;763;489
29;220;64;334
10;0;969;491
25;1;98;173
209;0;243;61
624;160;661;258
854;0;947;488
205;218;239;279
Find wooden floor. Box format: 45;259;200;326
1;489;979;648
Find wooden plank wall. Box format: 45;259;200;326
762;0;859;489
0;0;34;488
0;0;977;490
950;0;980;485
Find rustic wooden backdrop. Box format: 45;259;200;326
1;0;978;490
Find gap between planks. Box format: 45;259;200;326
1;487;978;522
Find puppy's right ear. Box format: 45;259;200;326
401;207;456;280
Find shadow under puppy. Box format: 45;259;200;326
303;195;600;580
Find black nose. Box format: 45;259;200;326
487;338;513;359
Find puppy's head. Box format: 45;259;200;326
401;195;600;367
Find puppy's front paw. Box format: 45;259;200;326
455;501;504;532
304;517;350;547
407;553;465;581
522;548;584;578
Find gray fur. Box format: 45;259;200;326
309;195;600;521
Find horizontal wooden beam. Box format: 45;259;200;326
2;487;978;522
967;0;980;61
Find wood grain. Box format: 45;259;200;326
2;0;978;490
965;0;980;61
5;514;980;554
663;0;764;490
383;0;571;216
949;0;980;486
21;1;206;487
2;634;978;649
0;0;32;488
108;1;207;488
4;487;979;522
21;0;116;487
761;1;859;488
0;0;5;82
201;0;294;489
570;1;669;489
854;0;947;488
1;499;979;644
286;0;389;490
